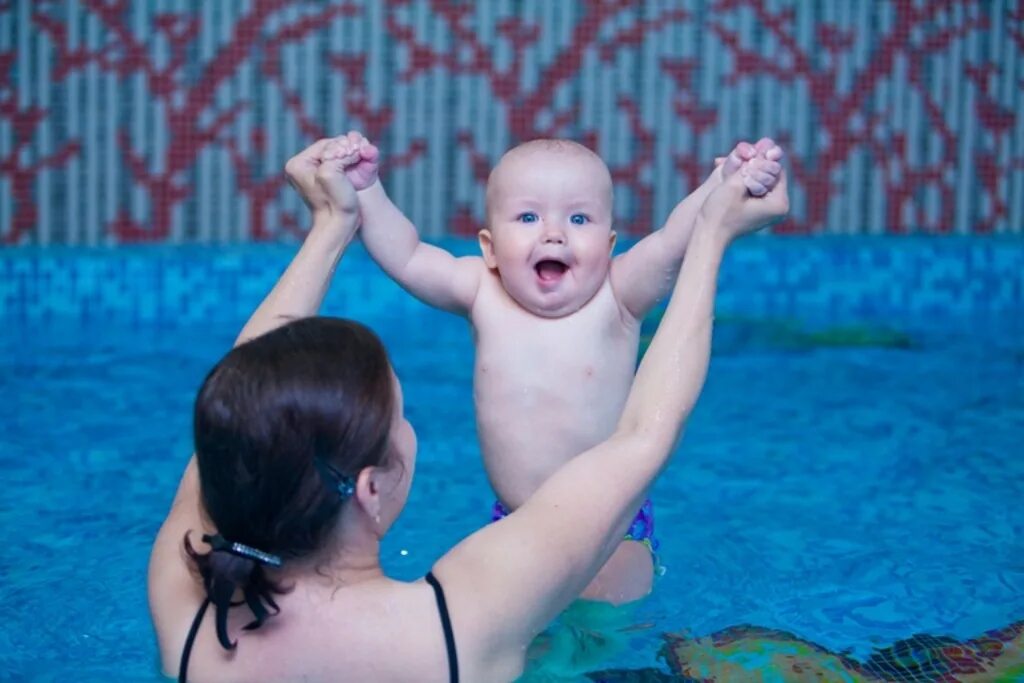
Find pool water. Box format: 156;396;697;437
2;294;1023;680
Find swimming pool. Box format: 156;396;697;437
2;240;1022;681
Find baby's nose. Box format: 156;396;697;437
542;228;566;244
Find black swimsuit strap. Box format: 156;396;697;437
425;571;459;683
180;577;457;682
178;597;211;683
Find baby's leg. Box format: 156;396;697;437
523;573;648;679
580;498;658;604
581;539;654;604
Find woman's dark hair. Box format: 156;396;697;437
183;316;394;650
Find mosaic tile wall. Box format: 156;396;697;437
3;239;1022;326
3;1;1023;245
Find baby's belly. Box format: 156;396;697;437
475;391;626;509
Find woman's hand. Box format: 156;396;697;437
284;132;377;230
232;134;375;346
699;165;790;245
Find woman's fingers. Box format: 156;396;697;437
293;137;333;167
284;137;332;185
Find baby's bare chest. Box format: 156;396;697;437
471;292;640;391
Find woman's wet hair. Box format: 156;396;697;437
183;316;395;648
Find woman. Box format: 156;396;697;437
148;134;788;682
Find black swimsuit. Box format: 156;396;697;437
425;570;459;683
177;571;459;683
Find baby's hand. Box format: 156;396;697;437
716;138;785;197
284;133;370;228
699;160;789;243
715;140;757;179
332;130;379;191
740;138;784;197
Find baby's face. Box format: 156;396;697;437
480;148;616;317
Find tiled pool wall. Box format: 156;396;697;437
2;238;1022;326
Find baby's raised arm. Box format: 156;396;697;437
344;132;484;316
431;169;789;680
611;138;784;320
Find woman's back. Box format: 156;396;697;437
151;559;461;682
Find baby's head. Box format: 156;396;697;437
479;139;616;318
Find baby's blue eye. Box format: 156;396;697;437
518;212;539;224
570;213;589;225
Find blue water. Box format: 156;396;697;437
2;296;1023;679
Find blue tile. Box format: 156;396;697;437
2;239;1023;326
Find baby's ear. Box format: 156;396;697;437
478;229;498;269
608;230;617;254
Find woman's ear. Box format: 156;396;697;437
478;229;498;269
354;466;381;521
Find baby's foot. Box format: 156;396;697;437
325;130;379;191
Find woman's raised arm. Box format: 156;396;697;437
235;135;368;346
148;136;368;628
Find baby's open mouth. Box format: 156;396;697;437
535;259;569;282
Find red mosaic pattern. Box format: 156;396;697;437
2;0;1021;244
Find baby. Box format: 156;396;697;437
335;131;784;603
